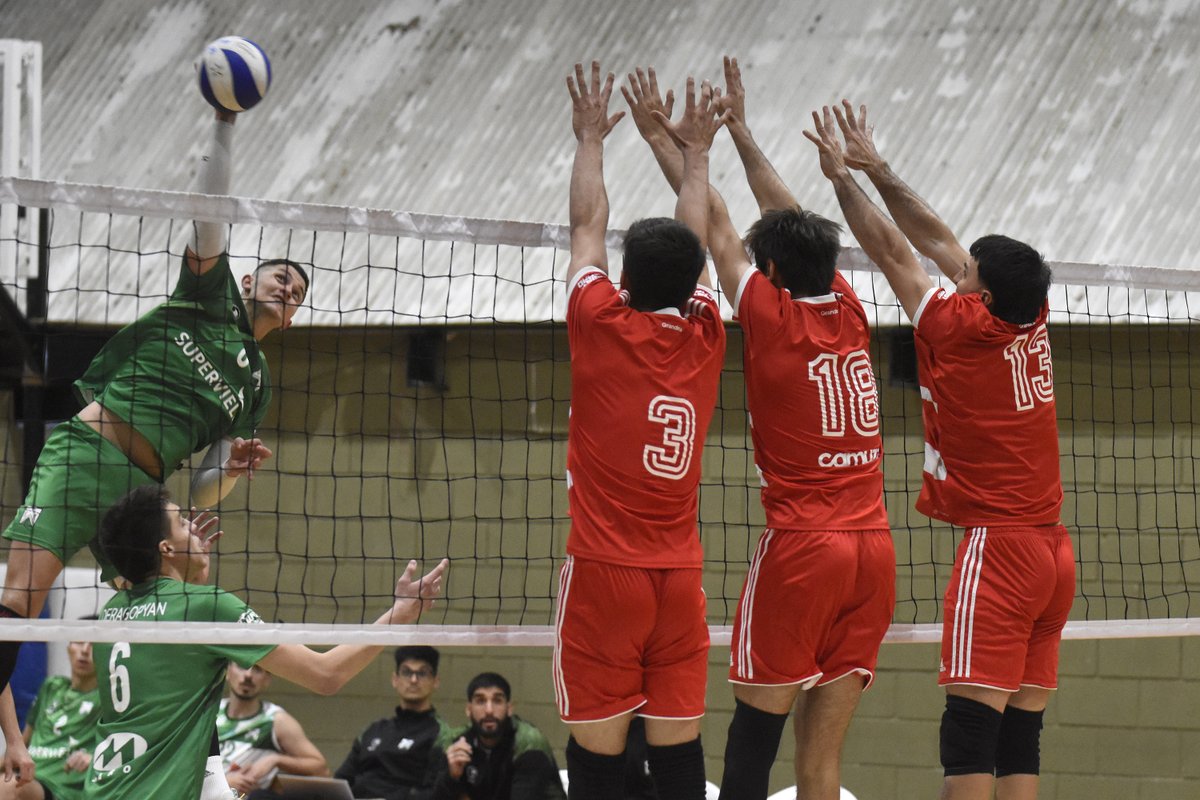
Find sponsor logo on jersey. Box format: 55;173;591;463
93;731;149;770
367;736;382;752
660;321;683;332
817;447;881;469
397;737;415;751
173;331;246;421
237;348;250;368
576;272;604;293
19;505;42;525
238;608;264;624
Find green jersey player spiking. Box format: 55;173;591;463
84;485;446;800
1;107;308;782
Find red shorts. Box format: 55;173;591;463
730;529;895;690
553;556;709;722
940;525;1076;691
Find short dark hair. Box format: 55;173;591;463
394;645;440;674
466;672;511;701
256;258;310;298
98;485;172;585
970;235;1051;325
621;217;705;311
744;207;842;297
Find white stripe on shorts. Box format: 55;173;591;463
553;556;574;716
950;528;987;679
735;529;775;680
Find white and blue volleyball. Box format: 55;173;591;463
197;36;271;113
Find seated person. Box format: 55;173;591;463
336;646;449;799
218;661;329;799
1;632;100;800
429;672;564;800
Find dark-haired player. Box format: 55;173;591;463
84;485;445;799
807;102;1074;800
0;107;310;757
554;62;727;800
624;58;893;800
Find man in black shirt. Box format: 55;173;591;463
336;646;450;799
428;672;564;800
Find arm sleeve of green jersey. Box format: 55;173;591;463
202;589;277;667
172;252;233;302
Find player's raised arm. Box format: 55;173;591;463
720;56;797;214
258;558;448;695
623;67;683;191
805;106;930;320
185;108;237;277
190;436;273;508
623;67;746;299
653;77;730;287
834;100;971;282
567;61;625;285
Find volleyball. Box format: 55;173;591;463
196;36;271;113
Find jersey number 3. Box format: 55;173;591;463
808;350;880;437
644;395;696;480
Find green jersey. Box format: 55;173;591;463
216;698;282;789
75;254;270;476
86;579;276;799
26;675;101;800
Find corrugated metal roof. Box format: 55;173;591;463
4;0;1200;271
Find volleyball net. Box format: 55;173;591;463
1;177;1199;646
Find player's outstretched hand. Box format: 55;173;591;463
833;100;883;172
225;437;273;480
189;508;223;548
621;66;675;143
390;558;449;623
653;77;731;153
803;106;851;181
2;737;34;786
716;56;747;130
568;61;625;143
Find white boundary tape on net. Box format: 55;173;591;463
4;176;1200;291
3;618;1200;646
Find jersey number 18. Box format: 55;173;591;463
808;350;880;438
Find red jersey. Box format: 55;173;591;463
565;267;726;568
734;270;888;530
912;287;1063;526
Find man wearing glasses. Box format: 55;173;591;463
335;646;450;799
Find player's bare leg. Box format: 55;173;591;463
993;686;1049;800
0;541;63;620
793;675;865;800
719;684;797;800
939;684;1008;800
571;712;635;756
0;543;65;693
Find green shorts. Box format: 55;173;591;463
3;417;158;580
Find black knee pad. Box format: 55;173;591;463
940;695;1003;777
995;706;1044;777
565;736;625;800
